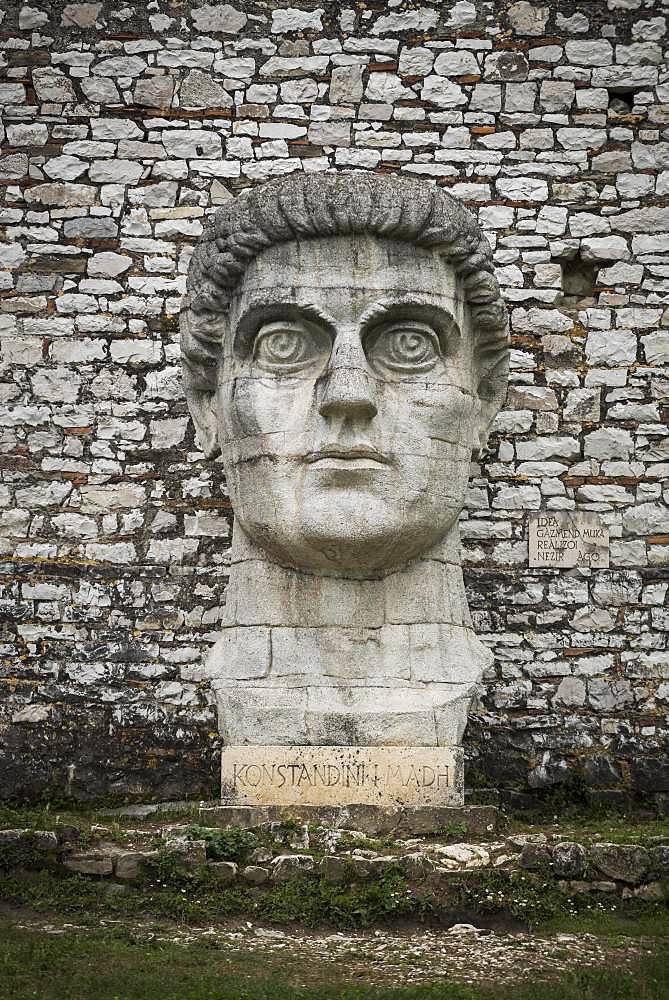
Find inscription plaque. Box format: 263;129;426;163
529;512;609;569
221;745;463;808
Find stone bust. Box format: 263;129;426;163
180;172;508;754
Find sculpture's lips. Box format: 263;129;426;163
305;446;391;466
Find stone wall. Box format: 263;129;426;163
1;0;667;806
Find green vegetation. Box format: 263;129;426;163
3;801;668;849
509;810;669;847
427;821;470;841
334;832;397;853
0;860;423;930
1;842;667;934
0;801;201;835
0;923;668;1000
186;824;258;864
0;833;60;875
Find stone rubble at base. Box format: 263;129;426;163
2;819;667;895
0;0;667;806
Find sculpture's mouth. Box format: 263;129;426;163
305;445;391;468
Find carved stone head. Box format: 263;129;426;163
180;173;508;578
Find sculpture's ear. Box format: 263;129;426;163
472;368;508;460
180;305;222;459
185;386;220;459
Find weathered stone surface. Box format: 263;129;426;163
398;47;434;77
318;855;346;882
163;129;222;159
329;65;364;104
398;853;435;878
115;851;155;880
366;73;410;104
271;7;323;33
199;804;499;838
164;838;207;868
0;155;29;180
64;852;114;875
485;51;529;81
208;860;238;882
433;51;479;76
61;4;101;28
7;123;48;146
372;9;438;34
590;844;649;884
422;76;466;107
88;161;144;185
506;833;547;851
134;77;174;109
241;864;269;884
88;252;132;278
552;842;586;878
260;57;329;78
180;71;232;109
32;68;76;102
93;56;146;78
519;842;552;870
529;513;609;569
0;830;27;845
648;846;669;877
271;854;316;881
191;4;247;34
508;2;548;35
23;182;94;210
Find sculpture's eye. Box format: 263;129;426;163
253;321;327;374
366;322;440;376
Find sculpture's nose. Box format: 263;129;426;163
318;334;377;420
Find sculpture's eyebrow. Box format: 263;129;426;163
234;294;336;335
357;295;461;333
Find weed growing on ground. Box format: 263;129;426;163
335;833;397;853
0;836;60;875
2;851;667;937
0;856;427;932
427;821;470;841
186;825;258;864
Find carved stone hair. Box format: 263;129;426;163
180;171;509;432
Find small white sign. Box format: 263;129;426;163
529;512;609;569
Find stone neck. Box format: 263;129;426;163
209;524;492;747
222;523;472;630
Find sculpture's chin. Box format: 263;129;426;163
239;516;455;578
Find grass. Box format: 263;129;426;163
0;922;668;1000
0;802;201;837
2;851;667;935
0;864;426;930
3;801;668;849
507;808;669;847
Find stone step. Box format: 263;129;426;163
198;803;500;838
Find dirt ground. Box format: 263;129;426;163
5;910;656;990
